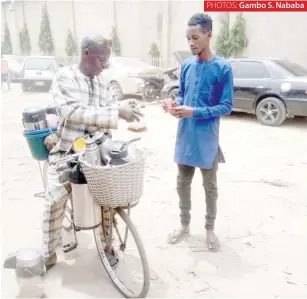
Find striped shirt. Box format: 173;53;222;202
51;64;118;152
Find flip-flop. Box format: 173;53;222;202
206;237;220;252
168;227;190;244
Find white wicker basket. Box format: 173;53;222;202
80;148;145;208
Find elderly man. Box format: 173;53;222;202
43;34;142;270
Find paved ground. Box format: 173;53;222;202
1;84;307;298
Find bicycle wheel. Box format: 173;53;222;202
94;207;150;298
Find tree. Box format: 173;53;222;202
19;23;31;55
38;4;54;55
1;22;13;54
215;21;232;58
228;14;248;57
149;42;160;59
215;14;248;58
111;26;121;56
65;29;77;56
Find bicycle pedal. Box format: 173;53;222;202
62;242;78;253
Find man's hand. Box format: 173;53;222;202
162;98;177;113
171;105;194;118
118;99;144;122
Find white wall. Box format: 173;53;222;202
241;12;307;66
2;1;307;67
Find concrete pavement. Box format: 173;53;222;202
1;85;307;298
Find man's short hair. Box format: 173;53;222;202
80;34;111;53
187;13;213;33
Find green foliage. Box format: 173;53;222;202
149;42;160;58
228;14;248;56
19;23;31;55
1;22;13;54
111;26;121;56
65;29;77;56
38;5;54;55
215;21;232;58
215;14;248;58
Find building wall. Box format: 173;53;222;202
240;12;307;66
2;1;307;67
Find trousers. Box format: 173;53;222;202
42;160;70;258
176;156;218;230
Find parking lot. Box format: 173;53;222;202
1;84;307;298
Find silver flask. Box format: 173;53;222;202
84;138;103;166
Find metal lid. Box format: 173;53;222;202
16;249;43;268
92;131;105;145
45;105;59;115
22;107;46;123
85;137;96;146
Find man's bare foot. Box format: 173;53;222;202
168;225;190;244
206;230;220;252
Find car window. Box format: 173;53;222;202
235;61;270;79
274;60;307;77
24;58;55;71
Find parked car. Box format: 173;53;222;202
103;56;162;100
162;54;307;126
2;55;25;83
20;56;60;92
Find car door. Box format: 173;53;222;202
233;61;272;112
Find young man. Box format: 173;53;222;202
163;13;233;251
43;34;143;269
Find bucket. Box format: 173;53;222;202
23;128;57;161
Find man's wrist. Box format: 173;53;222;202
193;107;205;118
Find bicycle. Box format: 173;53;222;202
42;136;150;298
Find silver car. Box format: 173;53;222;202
21;56;60;92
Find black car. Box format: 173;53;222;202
161;53;307;126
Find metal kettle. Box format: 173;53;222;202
108;137;140;166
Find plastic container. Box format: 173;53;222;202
22;107;47;131
23;128;57;161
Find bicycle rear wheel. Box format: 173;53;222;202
94;207;150;298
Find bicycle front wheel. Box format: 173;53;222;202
94;207;150;298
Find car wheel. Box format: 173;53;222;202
169;88;179;101
142;83;156;102
256;97;287;126
110;81;123;101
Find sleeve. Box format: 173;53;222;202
193;64;233;119
176;64;186;106
52;71;118;129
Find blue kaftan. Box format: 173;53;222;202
175;55;233;169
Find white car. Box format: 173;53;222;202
104;57;162;100
20;56;60;92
